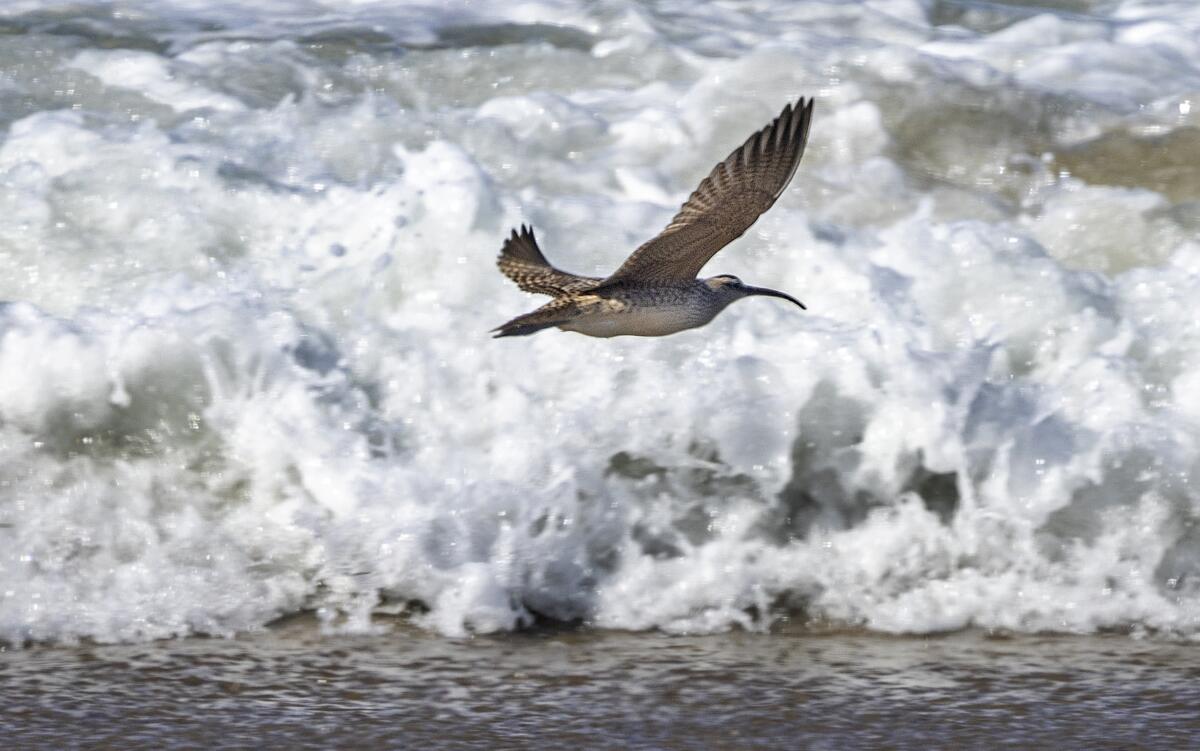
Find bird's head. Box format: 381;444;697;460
704;274;806;310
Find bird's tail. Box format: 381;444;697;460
491;317;560;338
491;298;579;338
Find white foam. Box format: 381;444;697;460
1;0;1199;645
66;50;244;113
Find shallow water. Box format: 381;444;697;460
1;0;1199;646
5;623;1200;748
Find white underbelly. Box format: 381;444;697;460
558;307;706;338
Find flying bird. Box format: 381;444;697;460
493;97;814;338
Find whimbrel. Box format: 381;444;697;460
493;96;814;338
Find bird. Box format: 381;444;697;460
492;96;814;338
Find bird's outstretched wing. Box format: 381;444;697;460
601;97;813;285
496;225;602;296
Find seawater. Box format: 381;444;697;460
0;0;1199;646
6;622;1200;748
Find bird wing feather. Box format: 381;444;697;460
601;97;814;284
496;224;602;296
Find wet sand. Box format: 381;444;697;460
4;621;1199;749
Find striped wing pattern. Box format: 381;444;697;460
602;97;814;284
496;224;601;297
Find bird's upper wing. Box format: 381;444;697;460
496;224;603;296
600;97;813;285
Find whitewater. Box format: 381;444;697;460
1;0;1199;648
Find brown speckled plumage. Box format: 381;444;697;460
493;97;814;338
496;225;601;297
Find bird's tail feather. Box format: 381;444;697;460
491;319;560;338
491;298;579;338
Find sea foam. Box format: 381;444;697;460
1;0;1198;644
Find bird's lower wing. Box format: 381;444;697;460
601;97;814;285
497;225;602;296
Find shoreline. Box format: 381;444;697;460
6;621;1200;748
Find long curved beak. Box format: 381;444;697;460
745;285;806;310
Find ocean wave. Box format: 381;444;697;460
1;0;1198;644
